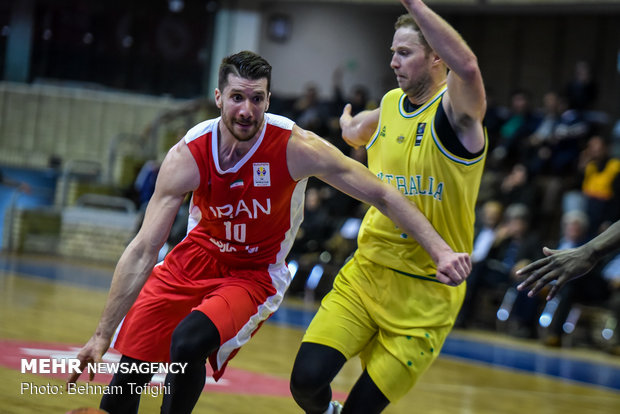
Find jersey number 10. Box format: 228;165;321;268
224;221;247;243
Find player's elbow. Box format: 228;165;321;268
458;56;482;83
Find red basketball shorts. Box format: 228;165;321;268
112;238;283;380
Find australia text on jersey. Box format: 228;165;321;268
377;172;444;200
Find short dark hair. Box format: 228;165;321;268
218;51;272;92
394;14;431;54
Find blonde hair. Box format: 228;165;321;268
394;14;431;54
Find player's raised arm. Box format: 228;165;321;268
287;125;471;286
400;0;485;152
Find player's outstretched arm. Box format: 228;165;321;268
400;0;485;152
517;220;620;300
288;126;471;286
339;105;380;148
68;139;199;384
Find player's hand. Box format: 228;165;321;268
516;246;596;300
435;251;471;286
67;335;110;386
339;104;357;147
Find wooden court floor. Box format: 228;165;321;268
1;252;619;414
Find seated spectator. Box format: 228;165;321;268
133;160;161;210
546;102;592;176
579;135;620;238
332;67;374;118
458;203;540;331
524;91;563;175
497;163;538;214
482;88;510;156
293;83;330;136
471;200;504;264
564;60;598;112
456;200;504;327
490;89;541;169
329;67;377;155
290;185;334;258
287;184;339;297
522;91;593;178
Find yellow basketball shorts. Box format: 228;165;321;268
302;251;466;402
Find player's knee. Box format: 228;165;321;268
290;355;326;397
169;312;220;363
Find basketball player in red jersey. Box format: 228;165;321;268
68;51;471;414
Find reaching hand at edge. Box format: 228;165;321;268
517;220;620;300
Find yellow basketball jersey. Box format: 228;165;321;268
582;158;620;200
358;87;487;279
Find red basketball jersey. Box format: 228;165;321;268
183;113;307;271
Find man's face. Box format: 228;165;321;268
215;74;270;141
390;27;433;96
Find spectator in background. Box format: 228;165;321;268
524;91;563;175
290;185;334;259
546;98;592;176
497;163;537;213
565;60;598;112
293;83;330;136
579;135;620;238
457;200;505;328
134;160;161;210
332;67;374;118
460;203;540;331
482;89;510;155
490;89;541;169
487;203;542;338
471;200;504;264
330;67;377;159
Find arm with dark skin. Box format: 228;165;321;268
517;220;620;300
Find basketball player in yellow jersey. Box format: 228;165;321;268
290;1;487;413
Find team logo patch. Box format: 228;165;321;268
396;135;405;144
253;163;271;187
415;123;426;146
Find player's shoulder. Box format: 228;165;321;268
184;117;219;144
265;113;295;130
